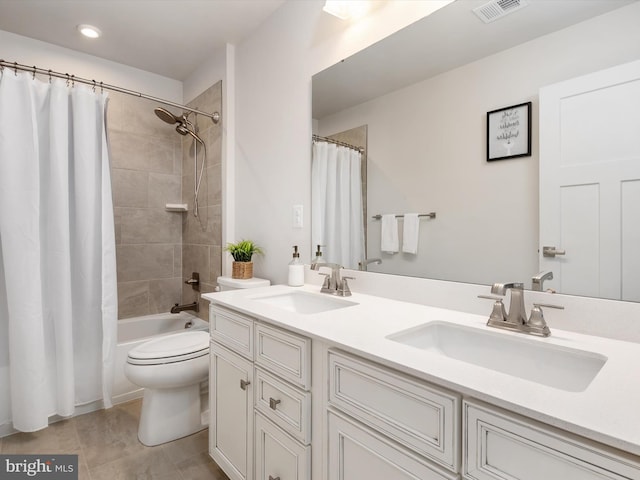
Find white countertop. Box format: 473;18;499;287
203;284;640;457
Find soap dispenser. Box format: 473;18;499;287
288;246;304;287
313;245;326;266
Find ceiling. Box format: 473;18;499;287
0;0;286;80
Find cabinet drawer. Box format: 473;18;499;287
255;412;310;480
463;400;640;480
328;350;460;472
255;323;311;390
328;411;457;480
254;368;311;445
211;307;254;359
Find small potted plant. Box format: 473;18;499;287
225;240;263;279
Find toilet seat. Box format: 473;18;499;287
127;331;209;366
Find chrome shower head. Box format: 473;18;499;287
176;120;204;144
175;123;190;136
154;106;203;143
154;107;180;125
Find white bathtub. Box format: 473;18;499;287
113;311;209;404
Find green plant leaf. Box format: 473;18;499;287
224;240;264;262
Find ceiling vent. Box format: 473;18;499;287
473;0;529;23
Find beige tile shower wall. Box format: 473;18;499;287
108;92;184;319
180;82;223;320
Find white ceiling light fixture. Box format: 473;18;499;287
323;1;371;20
77;24;102;39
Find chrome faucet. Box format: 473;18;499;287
310;262;353;296
491;282;527;326
532;270;553;291
171;301;199;314
358;258;382;271
479;282;563;337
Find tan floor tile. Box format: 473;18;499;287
1;418;81;455
175;451;229;480
160;429;208;466
75;403;147;469
78;461;91;480
116;398;143;419
90;447;180;480
1;398;231;480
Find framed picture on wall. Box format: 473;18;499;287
486;102;532;161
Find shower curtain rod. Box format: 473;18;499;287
312;134;364;153
0;60;220;122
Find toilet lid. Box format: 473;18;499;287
127;331;209;365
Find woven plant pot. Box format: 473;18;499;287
232;261;253;279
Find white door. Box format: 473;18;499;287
209;342;254;480
539;59;640;300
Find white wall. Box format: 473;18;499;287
1;30;182;101
316;2;640;285
183;44;227;103
234;0;452;284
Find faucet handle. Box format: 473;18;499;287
526;303;563;337
478;295;507;324
318;273;332;293
478;295;502;301
338;276;355;297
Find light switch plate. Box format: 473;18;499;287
292;204;303;229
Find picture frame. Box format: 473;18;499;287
486;102;532;161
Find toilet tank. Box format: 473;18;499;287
217;276;270;291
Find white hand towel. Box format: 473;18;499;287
402;213;420;254
380;214;399;254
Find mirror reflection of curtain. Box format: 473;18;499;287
0;72;117;432
312;141;364;269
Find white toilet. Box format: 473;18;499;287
124;277;269;447
125;330;210;446
217;275;270;291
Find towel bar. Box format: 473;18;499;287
372;212;436;220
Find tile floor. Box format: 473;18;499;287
0;399;229;480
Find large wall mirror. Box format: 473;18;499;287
312;0;640;301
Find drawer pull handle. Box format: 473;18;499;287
269;397;281;410
269;476;280;480
240;379;251;390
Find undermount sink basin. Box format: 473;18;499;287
250;291;357;315
387;322;607;392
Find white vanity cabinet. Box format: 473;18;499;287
463;400;640;480
209;305;311;480
206;291;640;480
327;350;461;480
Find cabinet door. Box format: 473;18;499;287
464;400;640;480
328;350;460;472
209;342;254;480
254;412;310;480
328;411;457;480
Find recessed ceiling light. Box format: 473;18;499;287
77;24;102;39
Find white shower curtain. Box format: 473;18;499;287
0;71;117;432
312;141;364;270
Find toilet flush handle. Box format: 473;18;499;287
240;379;250;391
